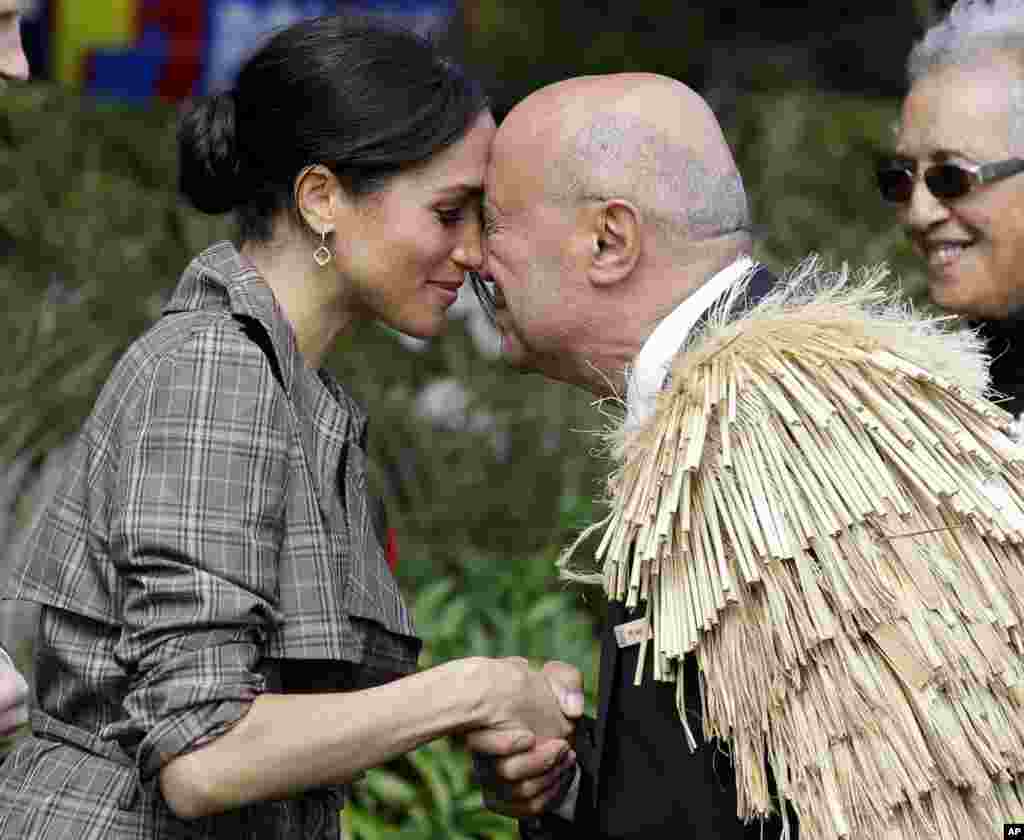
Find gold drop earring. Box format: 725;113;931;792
313;229;333;267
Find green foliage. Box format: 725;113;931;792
465;0;709;112
725;89;927;300
0;86;231;462
349;741;517;839
409;546;599;700
346;536;600;840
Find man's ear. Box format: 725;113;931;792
294;164;341;236
587;199;641;287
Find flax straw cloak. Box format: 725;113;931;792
564;259;1024;840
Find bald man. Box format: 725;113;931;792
465;75;792;839
0;0;30;745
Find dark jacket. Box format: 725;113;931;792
979;318;1024;418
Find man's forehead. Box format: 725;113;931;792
485;134;548;217
0;0;20;13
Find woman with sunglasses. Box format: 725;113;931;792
0;15;579;840
878;0;1024;418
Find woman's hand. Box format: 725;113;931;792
0;650;28;738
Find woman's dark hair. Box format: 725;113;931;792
178;15;488;242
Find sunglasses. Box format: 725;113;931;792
876;156;1024;204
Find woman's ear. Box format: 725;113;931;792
588;199;641;287
294;164;340;235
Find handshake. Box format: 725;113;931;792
466;658;584;820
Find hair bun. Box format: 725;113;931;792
177;92;243;215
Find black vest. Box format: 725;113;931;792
978;318;1024;418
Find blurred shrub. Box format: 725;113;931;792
0;85;232;463
348;541;600;840
349;738;515;839
464;0;708;113
0;77;924;837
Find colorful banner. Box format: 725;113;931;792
38;0;457;102
54;0;137;87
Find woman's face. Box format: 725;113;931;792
895;56;1024;319
337;111;496;338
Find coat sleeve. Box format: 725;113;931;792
104;320;290;780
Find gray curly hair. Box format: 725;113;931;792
907;0;1024;149
909;0;1024;81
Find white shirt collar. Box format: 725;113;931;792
625;256;754;430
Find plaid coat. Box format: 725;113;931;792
0;242;420;838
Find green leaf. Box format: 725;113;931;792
363;769;420;809
412;578;456;623
407;745;454;821
436;596;471;640
524;594;569;627
346;807;391;840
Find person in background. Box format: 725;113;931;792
876;0;1024;418
0;15;578;839
0;0;28;85
0;0;30;744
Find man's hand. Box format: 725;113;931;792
0;650;28;738
466;660;584;819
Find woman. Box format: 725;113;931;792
0;16;577;839
876;0;1024;418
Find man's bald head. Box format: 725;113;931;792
483;74;753;396
497;74;749;248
